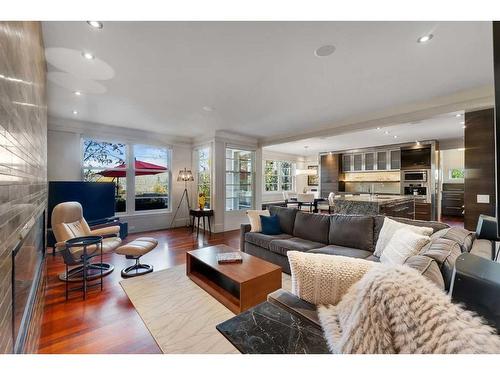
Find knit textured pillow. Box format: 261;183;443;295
374;217;433;257
246;209;269;232
380;227;430;265
288;251;376;306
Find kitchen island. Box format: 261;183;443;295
331;195;416;218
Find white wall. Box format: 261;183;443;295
47;117;193;233
441;148;465;184
47;130;81;181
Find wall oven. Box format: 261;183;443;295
402;170;427;183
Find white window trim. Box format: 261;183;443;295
81;137;172;216
194;144;212;209
225;147;255;212
263;159;296;194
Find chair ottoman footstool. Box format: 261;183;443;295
115;237;158;278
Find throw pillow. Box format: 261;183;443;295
380;227;430;265
374;217;433;257
287;251;376;306
246;209;269;232
260;214;282;235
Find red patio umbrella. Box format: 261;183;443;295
97;159;167;178
97;160;168;198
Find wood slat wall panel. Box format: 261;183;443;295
464;108;496;231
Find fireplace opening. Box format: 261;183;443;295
12;211;45;353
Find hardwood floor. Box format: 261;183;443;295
37;227;240;354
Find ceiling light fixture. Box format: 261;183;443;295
384;131;389;135
73;91;82;96
87;21;103;29
460;121;465;125
72;110;78;115
393;135;398;139
82;51;95;60
455;113;463;118
417;34;433;43
376;127;381;130
314;45;336;57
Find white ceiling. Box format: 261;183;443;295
42;21;493;140
265;111;465;156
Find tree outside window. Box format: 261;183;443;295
197;147;211;208
264;160;295;192
449;168;465;179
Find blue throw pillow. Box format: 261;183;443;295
260;214;282;235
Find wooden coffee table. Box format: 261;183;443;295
186;245;282;314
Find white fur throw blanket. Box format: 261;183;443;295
318;264;500;354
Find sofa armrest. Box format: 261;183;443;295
267;289;320;328
89;225;121;238
240;224;251;252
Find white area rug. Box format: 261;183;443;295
120;264;291;354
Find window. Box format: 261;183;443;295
197;147;211;208
225;148;254;211
82;138;170;214
133;144;169;211
264;160;295;192
82;139;127;213
449;168;465;179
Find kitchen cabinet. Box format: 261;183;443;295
353;154;363;171
342;154;352;172
365;152;375;170
377;151;387;170
415;202;431;221
390;149;401;170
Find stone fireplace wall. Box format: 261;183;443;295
0;22;47;353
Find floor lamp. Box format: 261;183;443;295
169;168;194;229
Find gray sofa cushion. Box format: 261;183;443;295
269;237;324;256
308;245;373;259
269;206;298;235
431;227;476;253
404;255;445;290
329;214;374;251
365;254;380;262
293;211;330;244
419;237;461;290
373;215;449;245
244;232;292;250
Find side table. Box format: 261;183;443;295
190;209;214;238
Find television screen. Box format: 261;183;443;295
494;22;500;235
48;181;116;228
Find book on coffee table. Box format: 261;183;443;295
216;252;243;264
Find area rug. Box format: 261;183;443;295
120;264;291;354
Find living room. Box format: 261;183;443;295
2;0;500;373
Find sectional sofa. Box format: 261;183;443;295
240;206;492;291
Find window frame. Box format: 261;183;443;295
81;137;172;216
195;145;212;209
225;147;255;212
263;159;296;193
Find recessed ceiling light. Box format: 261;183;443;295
202;106;214;112
87;21;103;29
73;91;82;96
393;135;398;139
455;113;463;118
376;127;381;130
82;51;95;60
384;131;390;135
314;45;336;57
460;121;465;125
417;34;433;43
72;110;78;115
